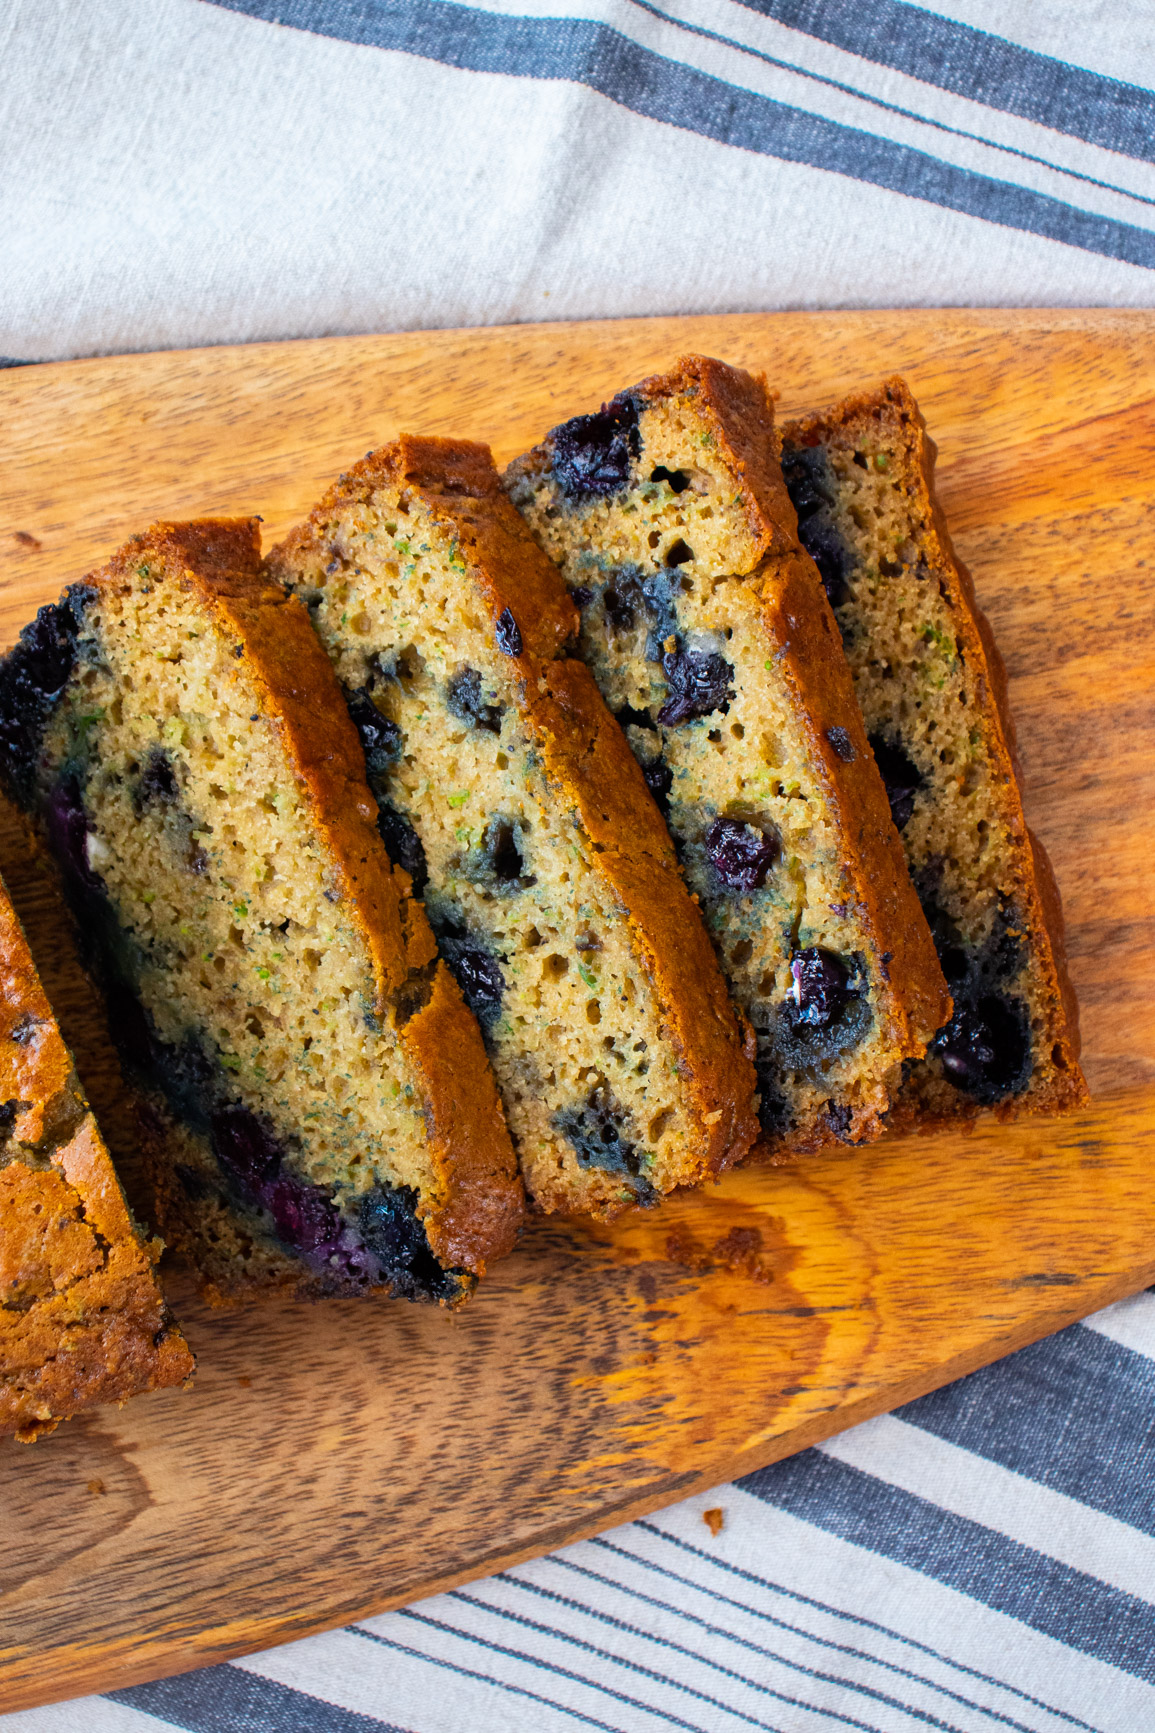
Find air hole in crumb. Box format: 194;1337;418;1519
731;939;753;966
731;723;744;739
586;1000;601;1025
759;971;776;997
649;1109;675;1143
543;954;568;981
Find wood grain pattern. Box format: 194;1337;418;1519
0;309;1152;1713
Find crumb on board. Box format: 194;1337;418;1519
702;1507;724;1537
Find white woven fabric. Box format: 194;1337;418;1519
2;2;1153;1725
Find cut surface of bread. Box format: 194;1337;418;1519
780;378;1086;1121
0;869;193;1441
0;521;523;1302
267;437;759;1217
505;355;950;1153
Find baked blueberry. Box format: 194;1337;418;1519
869;733;922;831
435;923;506;1029
657;647;734;726
551;394;641;500
788;948;851;1028
446;666;503;735
134;747;179;811
797;517;850;608
347;686;404;772
359;1181;457;1300
211;1102;283;1194
935;993;1029;1103
375;801;428;895
495;608;522;656
0;585;95;801
642;755;673;817
826;727;856;763
705;816;778;891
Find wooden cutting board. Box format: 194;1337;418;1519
1;308;1153;1714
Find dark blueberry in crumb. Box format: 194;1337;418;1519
826;727;855;763
436;924;506;1029
0;585;95;803
0;1099;18;1133
551;393;641;501
665;538;694;568
869;733;922;832
705;816;778;892
375;802;428;896
46;775;102;892
346;687;403;775
603;583;636;633
788;948;851;1028
211;1103;283;1195
935;994;1029;1103
798;516;850;608
266;1171;342;1254
650;465;691;494
642;756;673;818
495;607;522;656
485;818;523;882
10;1015;40;1045
555;1082;646;1186
639;569;682;662
571;585;595;610
134;746;179;811
359;1182;456;1301
780;445;833;524
447;667;503;735
825;1100;857;1143
753;1048;789;1137
657;647;734;727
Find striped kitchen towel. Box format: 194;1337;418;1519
2;1;1154;1728
0;0;1153;363
6;1287;1155;1731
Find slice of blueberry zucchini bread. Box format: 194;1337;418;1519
780;378;1087;1121
0;520;523;1302
0;867;193;1441
267;436;760;1218
505;355;950;1153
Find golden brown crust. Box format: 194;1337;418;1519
783;378;1086;1119
98;521;524;1281
634;355;797;563
0;881;194;1442
752;546;953;1061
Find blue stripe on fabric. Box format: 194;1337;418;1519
0;357;35;368
205;0;1155;272
631;0;1155;213
738;0;1155;165
628;1526;1100;1733
493;1569;978;1733
897;1322;1155;1536
357;1617;716;1733
444;1590;892;1733
740;1452;1155;1686
563;1549;1052;1733
108;1665;409;1732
